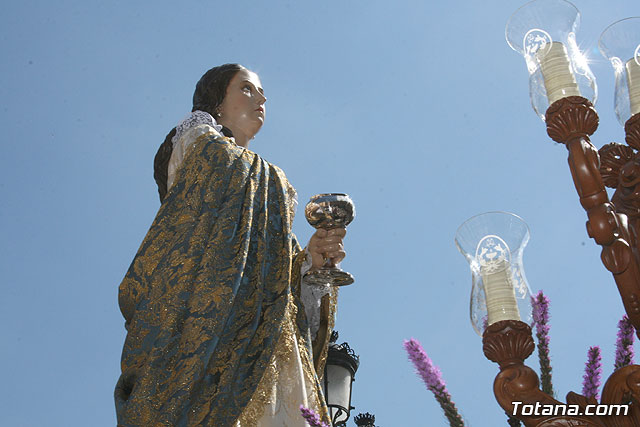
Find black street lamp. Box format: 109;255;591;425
322;331;360;427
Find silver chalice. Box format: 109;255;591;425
304;193;355;286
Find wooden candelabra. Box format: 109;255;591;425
483;98;640;426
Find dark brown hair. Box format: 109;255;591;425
153;64;245;202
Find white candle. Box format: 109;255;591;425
536;41;581;105
627;57;640;117
481;259;521;325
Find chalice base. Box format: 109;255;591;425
304;268;354;286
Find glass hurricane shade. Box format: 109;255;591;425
599;17;640;125
455;212;533;336
506;0;597;120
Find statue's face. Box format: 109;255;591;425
217;69;266;143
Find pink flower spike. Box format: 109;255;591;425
531;290;554;396
582;346;602;401
614;314;635;370
404;338;465;427
299;405;330;427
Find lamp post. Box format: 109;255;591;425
323;331;360;427
456;212;555;425
475;0;640;425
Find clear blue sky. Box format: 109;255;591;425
1;1;638;425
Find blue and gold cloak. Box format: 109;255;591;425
115;134;334;426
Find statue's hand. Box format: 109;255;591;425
308;228;346;268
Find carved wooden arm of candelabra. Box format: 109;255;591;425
484;320;640;427
482;104;640;426
545;97;640;338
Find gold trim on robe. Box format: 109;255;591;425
115;133;335;426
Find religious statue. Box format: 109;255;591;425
114;64;348;426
